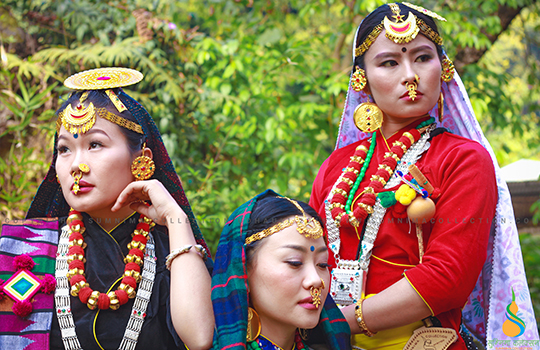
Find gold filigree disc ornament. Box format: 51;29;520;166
353;102;383;133
64;67;143;90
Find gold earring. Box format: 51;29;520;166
353;102;383;133
438;92;444;122
351;66;367;92
247;307;261;342
131;143;155;181
441;57;454;82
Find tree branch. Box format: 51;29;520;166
454;1;538;71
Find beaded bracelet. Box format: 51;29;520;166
354;299;376;337
165;244;208;270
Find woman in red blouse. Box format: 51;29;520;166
310;2;537;349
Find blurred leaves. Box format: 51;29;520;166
0;0;539;253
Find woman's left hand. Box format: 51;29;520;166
111;179;186;226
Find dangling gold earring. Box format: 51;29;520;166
351;66;367;92
441;57;455;82
246;307;261;342
131;143;155;181
353;102;383;133
438;92;444;122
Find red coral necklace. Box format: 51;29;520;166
329;120;434;229
65;209;154;310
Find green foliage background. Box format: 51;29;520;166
1;0;539;327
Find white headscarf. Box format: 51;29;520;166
335;9;539;346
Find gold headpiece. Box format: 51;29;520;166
354;3;445;57
58;68;144;136
244;197;324;245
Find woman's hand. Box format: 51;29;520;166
113;179;214;349
111;179;186;227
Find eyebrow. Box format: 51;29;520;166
373;44;435;60
279;244;328;254
57;128;110;141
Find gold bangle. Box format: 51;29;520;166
354;299;377;337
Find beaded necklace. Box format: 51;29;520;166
326;120;435;306
55;212;158;350
65;209;154;310
329;118;435;229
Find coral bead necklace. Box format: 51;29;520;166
329;118;435;229
66;209;154;310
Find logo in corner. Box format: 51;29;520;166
502;287;526;337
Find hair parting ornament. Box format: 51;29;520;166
354;2;446;58
57;67;144;136
244;197;324;245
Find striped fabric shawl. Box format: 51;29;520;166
0;218;59;350
211;190;351;350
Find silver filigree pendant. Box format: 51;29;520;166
330;260;364;307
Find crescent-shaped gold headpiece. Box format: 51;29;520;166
57;68;145;136
355;2;445;57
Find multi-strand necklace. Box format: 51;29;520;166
55;210;158;350
326;119;436;306
329;118;434;229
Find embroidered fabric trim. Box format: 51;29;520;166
55;225;156;350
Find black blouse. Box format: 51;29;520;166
50;213;205;350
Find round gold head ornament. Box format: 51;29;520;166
57;67;144;137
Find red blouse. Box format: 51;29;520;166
310;122;497;349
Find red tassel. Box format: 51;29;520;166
40;274;56;294
13;300;33;317
13;254;35;271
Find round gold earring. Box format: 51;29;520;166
246;307;261;342
353;102;383;133
131;143;155;181
438;92;444;122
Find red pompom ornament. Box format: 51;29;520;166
40;274;57;294
13;300;33;317
13;254;35;271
